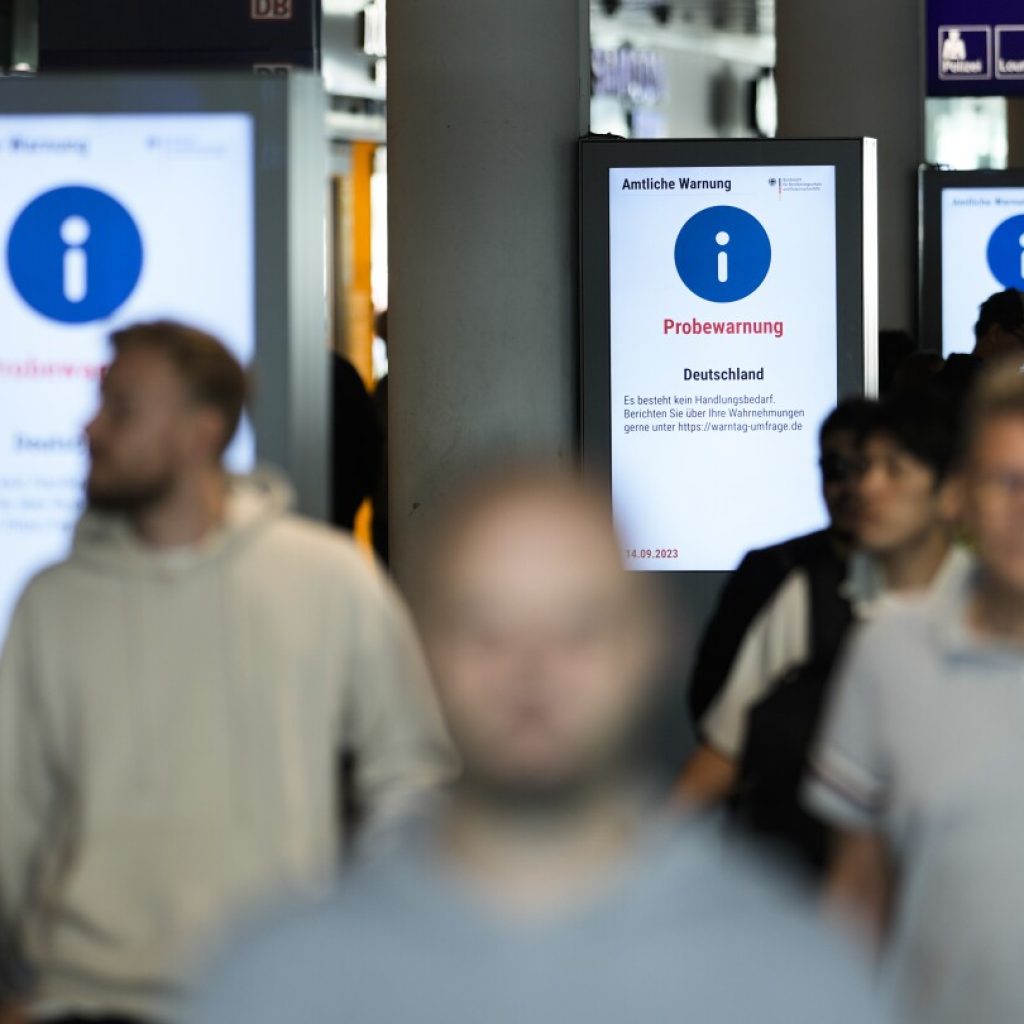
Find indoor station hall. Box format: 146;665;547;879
1;4;1022;1024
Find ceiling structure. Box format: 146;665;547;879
593;0;774;36
319;0;776;140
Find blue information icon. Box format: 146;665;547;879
674;206;771;303
6;186;143;324
987;214;1024;291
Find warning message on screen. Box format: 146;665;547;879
608;163;838;571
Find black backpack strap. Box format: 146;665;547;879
805;552;855;672
728;553;854;874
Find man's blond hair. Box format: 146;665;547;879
962;358;1024;464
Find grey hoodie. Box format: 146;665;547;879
0;471;451;1021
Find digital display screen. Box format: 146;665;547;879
608;164;838;571
940;186;1024;355
0;113;255;641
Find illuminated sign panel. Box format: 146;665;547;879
580;138;876;576
0;113;255;637
607;165;837;570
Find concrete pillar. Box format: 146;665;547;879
775;0;924;334
387;0;589;581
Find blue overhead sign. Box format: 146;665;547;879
927;1;1024;96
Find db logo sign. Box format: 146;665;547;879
251;0;293;20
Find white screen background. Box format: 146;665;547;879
941;187;1024;356
0;113;254;641
609;165;838;571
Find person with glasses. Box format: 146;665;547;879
684;399;873;727
678;390;968;853
806;360;1024;1024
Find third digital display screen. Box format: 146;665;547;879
609;164;838;572
941;186;1024;354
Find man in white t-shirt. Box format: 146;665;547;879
678;390;966;813
805;361;1024;1023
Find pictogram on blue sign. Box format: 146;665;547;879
987;213;1024;289
674;206;771;303
6;186;143;324
987;214;1024;290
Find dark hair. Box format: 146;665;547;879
374;308;388;345
975;288;1024;340
819;397;878;447
110;320;247;454
878;329;917;396
865;387;960;484
890;351;945;395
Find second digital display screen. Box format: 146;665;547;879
941;186;1024;355
609;164;838;572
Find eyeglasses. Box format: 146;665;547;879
974;471;1024;501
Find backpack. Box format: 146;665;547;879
727;554;854;873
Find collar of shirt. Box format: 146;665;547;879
927;557;1024;669
841;545;973;622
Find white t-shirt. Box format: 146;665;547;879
805;556;1024;1024
701;547;971;759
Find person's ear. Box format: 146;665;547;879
191;406;227;464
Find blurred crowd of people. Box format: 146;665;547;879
3;294;1024;1024
680;286;1024;1021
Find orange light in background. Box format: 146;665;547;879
332;140;377;555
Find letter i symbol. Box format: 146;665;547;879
716;231;730;284
1018;232;1024;281
60;215;90;303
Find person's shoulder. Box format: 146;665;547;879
187;897;352;1024
744;564;811;638
867;551;973;653
261;513;378;577
646;820;891;1019
777;528;837;562
188;858;408;1024
642;817;820;935
20;558;76;591
854;599;934;653
7;557;82;617
833;602;938;711
267;510;360;550
245;515;402;618
746;529;833;570
655;816;808;913
725;532;831;610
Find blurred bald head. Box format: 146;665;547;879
416;468;666;810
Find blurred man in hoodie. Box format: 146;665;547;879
0;321;451;1024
